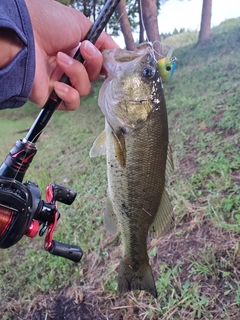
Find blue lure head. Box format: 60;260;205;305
168;58;177;79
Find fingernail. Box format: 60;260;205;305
58;52;73;65
84;41;98;57
55;81;69;93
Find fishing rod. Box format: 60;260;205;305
0;0;121;262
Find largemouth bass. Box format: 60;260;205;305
90;43;174;298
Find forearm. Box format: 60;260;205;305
0;0;118;111
0;28;24;69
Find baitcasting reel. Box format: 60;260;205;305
0;177;83;262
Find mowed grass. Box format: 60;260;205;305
0;18;240;319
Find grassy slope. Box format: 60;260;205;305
0;18;240;319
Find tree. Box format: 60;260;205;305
57;0;162;55
118;0;137;50
57;0;105;22
138;0;145;44
197;0;212;45
141;0;162;57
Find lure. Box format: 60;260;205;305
157;48;177;83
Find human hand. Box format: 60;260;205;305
25;0;119;110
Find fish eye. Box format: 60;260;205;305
166;66;171;71
142;67;155;78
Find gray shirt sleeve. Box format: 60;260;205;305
0;0;35;109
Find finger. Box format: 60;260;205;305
95;32;120;51
54;82;80;111
80;41;103;81
56;51;91;96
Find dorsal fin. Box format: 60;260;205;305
148;189;174;239
148;144;175;239
165;47;174;64
165;144;174;183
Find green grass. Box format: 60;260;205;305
0;18;240;319
162;30;199;52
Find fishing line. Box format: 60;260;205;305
139;0;165;58
139;0;147;42
152;40;165;58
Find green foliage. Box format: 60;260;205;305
57;0;142;37
161;27;188;40
234;286;240;306
154;264;210;319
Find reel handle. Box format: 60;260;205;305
48;240;83;263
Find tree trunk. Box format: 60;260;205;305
118;0;136;50
138;0;145;43
197;0;212;45
141;0;162;58
93;0;96;22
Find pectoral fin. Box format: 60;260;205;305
89;130;106;158
149;189;174;238
112;131;126;167
104;194;118;236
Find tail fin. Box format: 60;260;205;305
117;259;157;298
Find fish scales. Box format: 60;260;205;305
106;110;168;227
90;43;174;298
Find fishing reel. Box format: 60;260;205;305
0;138;82;263
0;177;83;262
